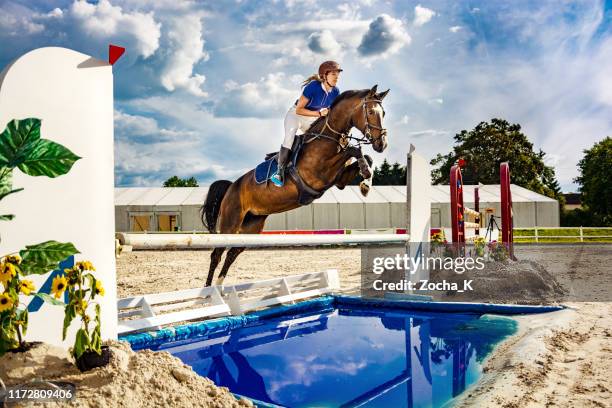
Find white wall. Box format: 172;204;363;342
0;47;117;346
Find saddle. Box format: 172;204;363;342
254;135;323;205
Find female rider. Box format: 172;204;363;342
270;60;343;187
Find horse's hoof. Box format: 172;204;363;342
360;181;370;196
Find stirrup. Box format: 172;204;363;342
270;171;283;187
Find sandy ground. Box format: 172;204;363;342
114;244;612;407
454;302;611;407
116;246;363;298
0;341;253;407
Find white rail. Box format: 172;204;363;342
117;233;408;250
464;208;479;217
117;270;340;335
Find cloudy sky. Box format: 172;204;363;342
1;0;611;191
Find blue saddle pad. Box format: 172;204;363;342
255;157;278;184
253;136;305;184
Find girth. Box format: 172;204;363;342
288;167;324;205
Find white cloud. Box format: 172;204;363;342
68;0;161;58
337;3;361;21
160;14;209;96
406;129;450;137
114;110;198;142
414;5;436;27
449;26;462;33
214;73;297;118
0;3;44;36
48;8;63;17
271;19;369;34
307;30;343;55
358;14;411;58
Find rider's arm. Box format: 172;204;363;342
295;95;322;117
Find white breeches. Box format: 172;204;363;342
282;106;318;149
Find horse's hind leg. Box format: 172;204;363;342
205;247;225;286
215;213;268;286
205;184;246;287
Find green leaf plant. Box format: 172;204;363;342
0;118;94;357
61;261;105;359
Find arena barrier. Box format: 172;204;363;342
450;162;514;257
117;270;340;334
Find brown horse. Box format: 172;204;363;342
201;85;389;286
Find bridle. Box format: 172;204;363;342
305;97;387;150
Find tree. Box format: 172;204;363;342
163;176;199;187
390;162;406;185
348;160;407;185
574;137;612;225
430;118;563;202
373;159;392;185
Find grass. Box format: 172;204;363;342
514;227;612;243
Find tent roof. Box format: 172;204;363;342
115;184;556;206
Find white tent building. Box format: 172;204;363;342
115;184;559;232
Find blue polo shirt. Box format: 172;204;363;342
300;80;340;111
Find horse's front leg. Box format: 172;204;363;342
345;147;372;180
355;151;373;196
334;155;373;197
334;161;360;189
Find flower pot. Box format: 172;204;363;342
8;341;43;353
75;346;111;372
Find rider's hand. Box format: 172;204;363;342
319;108;329;117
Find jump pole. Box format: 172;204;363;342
450;163;481;252
500;162;514;258
449;165;465;245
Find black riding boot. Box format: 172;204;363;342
272;146;291;186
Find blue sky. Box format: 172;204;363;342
1;0;611;191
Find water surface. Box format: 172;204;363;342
157;305;517;407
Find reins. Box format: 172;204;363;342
303;97;386;151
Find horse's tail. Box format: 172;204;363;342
201;180;232;233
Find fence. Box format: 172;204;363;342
514;227;612;243
117;270;340;334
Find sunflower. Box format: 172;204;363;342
75;299;88;314
76;261;95;271
95;280;105;296
0;262;16;286
19;280;36;296
4;255;21;265
65;268;80;286
51;275;68;299
0;293;13;313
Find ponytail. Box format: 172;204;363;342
302;74;322;87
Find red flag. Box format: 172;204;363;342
109;45;125;65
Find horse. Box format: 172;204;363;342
201;85;389;286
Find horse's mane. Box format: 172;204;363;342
307;89;371;133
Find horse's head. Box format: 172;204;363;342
352;85;389;153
